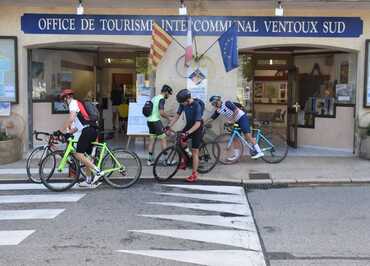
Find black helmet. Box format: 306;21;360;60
176;89;191;103
161;84;173;95
209;95;221;103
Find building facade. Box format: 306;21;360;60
0;0;370;155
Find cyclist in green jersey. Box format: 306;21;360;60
146;85;173;166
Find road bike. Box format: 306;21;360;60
26;131;61;183
39;133;142;192
216;123;288;164
152;129;220;182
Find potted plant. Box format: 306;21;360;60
0;122;22;165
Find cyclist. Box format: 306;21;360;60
207;96;264;160
168;89;204;182
146;84;173;166
59;88;102;187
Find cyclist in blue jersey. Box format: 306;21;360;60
168;89;204;182
207;96;264;160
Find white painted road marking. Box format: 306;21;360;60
117;250;266;266
0;230;35;246
163;185;243;195
140;214;256;230
120;185;266;265
155;192;247;204
148;202;251;216
0;183;100;190
0;194;86;204
130;230;262;250
0;209;65;220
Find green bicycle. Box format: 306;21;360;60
39;133;142;192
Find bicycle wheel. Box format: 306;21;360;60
26;146;51;183
198;141;220;174
153;146;181;182
39;150;80;192
215;133;244;165
259;133;288;164
102;149;142;189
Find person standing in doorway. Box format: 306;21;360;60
111;83;124;131
146;85;173;166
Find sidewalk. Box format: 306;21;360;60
1;155;369;186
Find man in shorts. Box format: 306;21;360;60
207;95;264;160
146;85;173;166
59;89;102;187
168;89;204;182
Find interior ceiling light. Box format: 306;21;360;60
275;1;284;17
179;0;187;16
77;0;84;15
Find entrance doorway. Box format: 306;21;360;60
239;46;357;155
28;42;152;149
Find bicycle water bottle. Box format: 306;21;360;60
185;146;192;158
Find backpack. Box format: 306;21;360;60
77;101;100;127
194;98;205;115
142;100;153;117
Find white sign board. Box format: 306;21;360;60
126;102;149;136
187;67;207;103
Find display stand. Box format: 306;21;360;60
126;102;149;150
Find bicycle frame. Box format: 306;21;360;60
226;126;275;153
57;138;124;175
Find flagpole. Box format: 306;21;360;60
197;22;236;61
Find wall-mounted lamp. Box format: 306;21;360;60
77;0;84;15
179;0;187;16
275;1;284;17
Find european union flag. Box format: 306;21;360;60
218;24;239;72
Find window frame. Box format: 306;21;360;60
364;39;370;108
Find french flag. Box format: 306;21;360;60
185;16;193;67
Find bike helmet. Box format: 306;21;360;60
209;95;221;104
59;88;75;99
161;84;173;95
176;89;191;103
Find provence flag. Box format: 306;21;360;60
218;24;239;72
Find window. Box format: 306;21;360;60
364;40;370;108
0;37;18;103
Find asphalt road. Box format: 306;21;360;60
1;181;370;266
248;186;370;266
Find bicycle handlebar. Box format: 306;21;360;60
33;131;51;141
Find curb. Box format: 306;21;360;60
1;174;370;188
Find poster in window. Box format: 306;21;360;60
0;37;18;103
52;101;69;114
340;62;349;84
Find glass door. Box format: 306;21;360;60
287;67;299;148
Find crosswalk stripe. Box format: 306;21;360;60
163;185;244;195
0;209;65;220
130;230;262;250
0;194;86;204
0;230;35;246
155;192;247;204
0;183;100;190
148;202;251;216
139;214;255;230
117;250;266;266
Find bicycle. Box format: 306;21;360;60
26;131;61;183
152;128;220;182
216;123;288;164
39;132;142;192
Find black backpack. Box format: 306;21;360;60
233;102;247;112
77;101;100;127
142;100;153;117
194;98;205;115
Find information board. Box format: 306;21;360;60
126;102;149;136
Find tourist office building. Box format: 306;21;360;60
1;0;370;156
